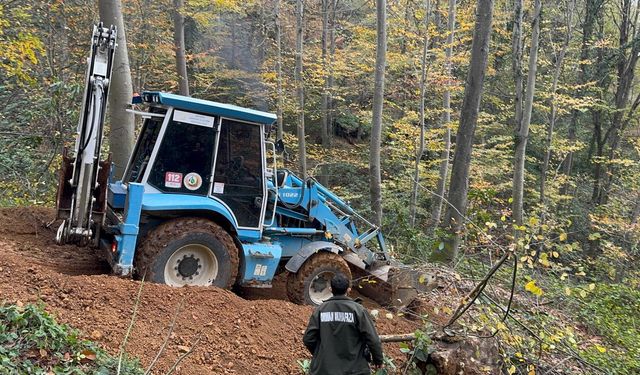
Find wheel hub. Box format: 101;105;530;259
311;275;330;293
309;272;335;305
176;254;201;279
164;244;219;287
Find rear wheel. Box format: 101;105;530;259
135;218;239;288
286;252;351;306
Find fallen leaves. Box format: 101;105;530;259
524;280;543;296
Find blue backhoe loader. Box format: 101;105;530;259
55;23;430;308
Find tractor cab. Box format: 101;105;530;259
122;92;276;232
111;92;277;241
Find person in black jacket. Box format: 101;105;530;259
303;272;384;375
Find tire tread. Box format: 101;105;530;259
286;252;351;305
135;218;239;289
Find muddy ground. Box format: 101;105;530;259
0;207;424;374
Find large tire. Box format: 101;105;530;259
135;218;239;289
286;252;351;306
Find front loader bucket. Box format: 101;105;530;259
351;262;436;310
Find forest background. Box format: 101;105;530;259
1;0;639;373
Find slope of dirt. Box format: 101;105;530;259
0;208;420;374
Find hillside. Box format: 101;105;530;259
0;207;421;374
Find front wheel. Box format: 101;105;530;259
286;252;352;306
135;218;239;288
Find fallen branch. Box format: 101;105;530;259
445;250;512;329
164;327;206;375
380;333;415;343
145;296;185;375
117;274;145;375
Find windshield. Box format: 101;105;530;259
124;116;164;183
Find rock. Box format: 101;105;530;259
427;336;500;375
90;330;103;340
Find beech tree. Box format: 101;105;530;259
438;0;494;262
409;0;432;228
173;0;189;96
295;0;307;178
429;0;457;231
512;0;541;229
99;0;134;179
370;0;387;226
540;0;575;224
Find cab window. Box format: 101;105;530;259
148;111;215;195
212;119;264;228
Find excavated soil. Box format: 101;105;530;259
0;207;420;374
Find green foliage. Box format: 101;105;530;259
373;354;397;375
296;358;311;374
0;2;44;84
0;302;144;375
398;328;434;373
576;285;640;374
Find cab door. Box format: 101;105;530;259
210;118;267;230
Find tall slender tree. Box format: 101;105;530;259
173;0;189;96
512;0;542;228
99;0;134;179
409;0;432;228
429;0;456;231
540;0;574;222
274;0;284;147
295;0;307;178
564;0;605;184
438;0;494;262
319;0;332;186
511;0;524;156
370;0;387;226
321;0;331;148
596;0;640;204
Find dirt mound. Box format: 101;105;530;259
0;208;419;374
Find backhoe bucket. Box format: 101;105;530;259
351;262;436;310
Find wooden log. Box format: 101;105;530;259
379;333;415;343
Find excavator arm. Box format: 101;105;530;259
56;23;117;246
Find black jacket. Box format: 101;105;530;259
303;295;383;375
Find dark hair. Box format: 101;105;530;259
331;273;351;296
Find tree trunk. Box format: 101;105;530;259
409;0;432;228
631;192;640;225
295;0;307;178
564;0;603;186
429;0;456;231
275;0;284;145
599;0;640;204
512;0;541;228
511;0;524;142
328;0;337;141
370;0;387;227
172;0;189;96
230;18;237;68
319;0;331;186
99;0;135;179
321;0;330;148
437;0;494;263
540;0;574;218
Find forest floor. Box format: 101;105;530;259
0;207;433;374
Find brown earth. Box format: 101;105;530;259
0;207;421;374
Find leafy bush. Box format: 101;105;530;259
0;302;144;375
